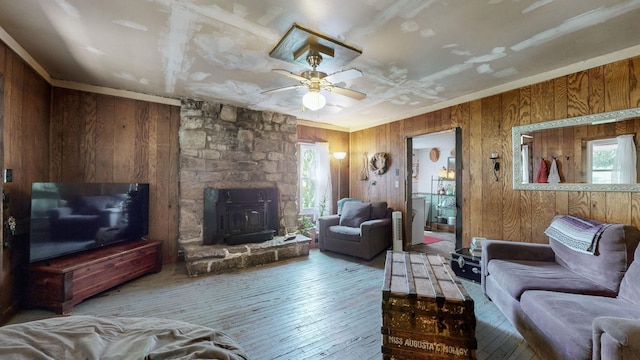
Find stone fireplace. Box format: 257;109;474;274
178;100;307;276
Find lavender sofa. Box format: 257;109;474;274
482;215;640;360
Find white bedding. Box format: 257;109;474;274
0;316;248;360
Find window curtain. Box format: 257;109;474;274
315;142;332;218
614;134;637;184
521;144;530;184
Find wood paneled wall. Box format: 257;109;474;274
1;41;51;323
349;56;640;247
1;44;51;219
1;40;180;322
297;125;350;210
50;88;181;262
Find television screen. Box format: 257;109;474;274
29;182;149;263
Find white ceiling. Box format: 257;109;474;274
2;0;640;131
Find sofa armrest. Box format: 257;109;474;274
318;215;340;229
317;215;340;249
361;218;392;240
361;218;391;230
361;218;392;259
593;316;640;360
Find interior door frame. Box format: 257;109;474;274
0;74;6;323
405;127;462;250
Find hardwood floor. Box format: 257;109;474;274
411;230;457;260
7;249;539;360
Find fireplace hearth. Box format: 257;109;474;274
203;188;279;245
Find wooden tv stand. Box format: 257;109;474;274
25;239;162;314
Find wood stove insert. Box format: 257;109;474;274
203;188;279;245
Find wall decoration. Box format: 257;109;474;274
360;152;369;180
412;163;418;178
429;148;440;162
369;152;389;175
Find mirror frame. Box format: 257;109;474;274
512;106;640;192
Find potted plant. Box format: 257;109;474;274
297;214;316;241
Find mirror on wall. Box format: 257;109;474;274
512;107;640;191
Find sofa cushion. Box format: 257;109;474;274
326;225;362;242
549;222;640;293
487;259;615;300
339;202;371;228
370;202;388;220
520;290;640;360
618;246;640;303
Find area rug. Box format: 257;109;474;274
423;235;443;245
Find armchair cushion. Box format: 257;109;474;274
339;202;371;228
337;198;362;215
327;226;362;242
370;201;389;219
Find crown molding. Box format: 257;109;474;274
0;25;180;107
52;80;181;106
297;119;349;132
0;26;51;83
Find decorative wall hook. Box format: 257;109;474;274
490;153;500;181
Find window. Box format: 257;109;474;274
299;144;317;213
588;138;617;184
298;143;332;217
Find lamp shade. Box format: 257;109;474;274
333;152;347;160
302;91;326;111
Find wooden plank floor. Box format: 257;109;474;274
7;249;539;360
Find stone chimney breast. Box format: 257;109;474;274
178;100;299;249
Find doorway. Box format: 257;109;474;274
406;128;461;256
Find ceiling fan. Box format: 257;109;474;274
262;49;366;111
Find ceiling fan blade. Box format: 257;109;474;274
324;68;363;84
324;86;367;100
271;69;309;83
261;85;305;95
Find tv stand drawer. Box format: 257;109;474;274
26;239;162;314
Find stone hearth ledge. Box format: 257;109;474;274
182;235;311;277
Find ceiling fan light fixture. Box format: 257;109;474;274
302;91;326;111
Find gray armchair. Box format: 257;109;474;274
317;201;392;260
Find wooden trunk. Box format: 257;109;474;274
382;251;476;359
26;239;162;314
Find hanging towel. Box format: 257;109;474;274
536;159;548;183
547;158;561;183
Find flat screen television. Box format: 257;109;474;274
29;182;149;263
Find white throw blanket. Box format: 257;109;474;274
0;316;248;360
547;158;561;183
544;215;610;255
